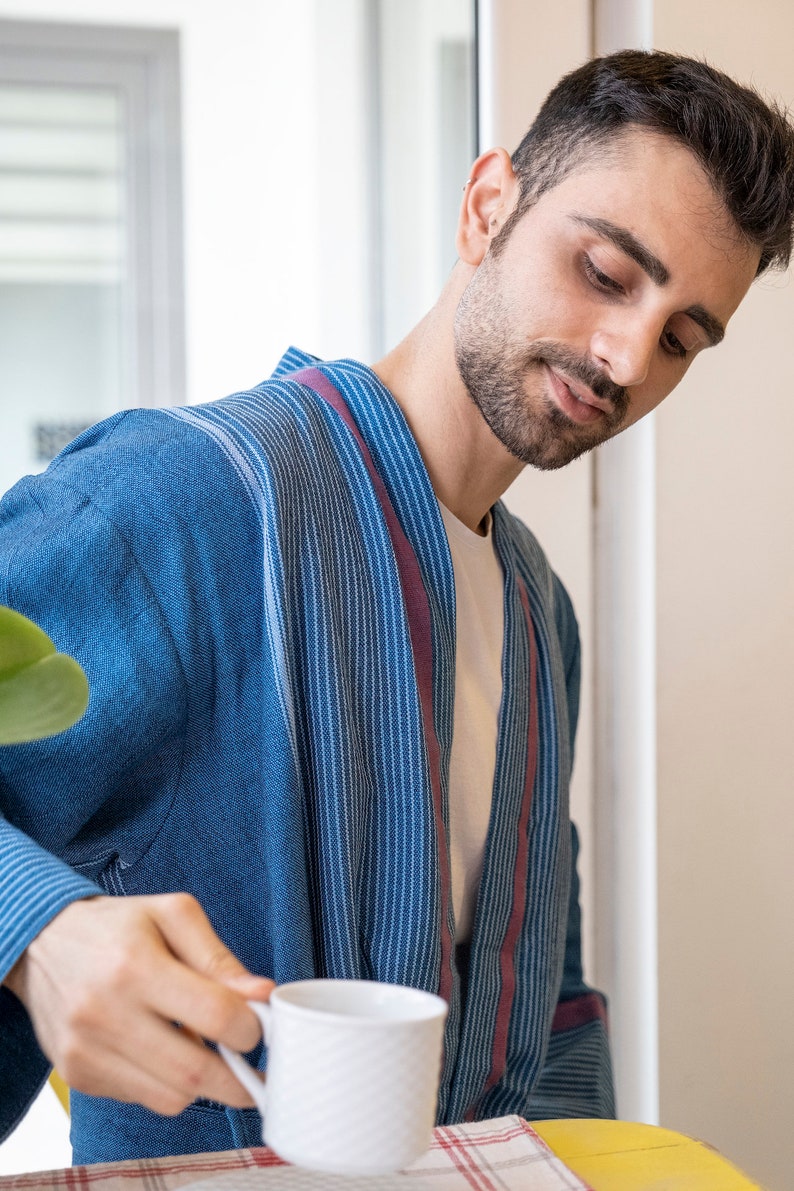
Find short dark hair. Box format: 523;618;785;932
501;50;794;276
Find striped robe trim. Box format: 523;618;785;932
295;366;542;1107
294;366;456;1003
162;349;576;1119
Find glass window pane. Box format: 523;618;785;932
0;81;126;494
0;173;121;220
0;83;119;124
376;0;476;349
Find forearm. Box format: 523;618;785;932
0;815;100;983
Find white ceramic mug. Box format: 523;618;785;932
219;978;448;1175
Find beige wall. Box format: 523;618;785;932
652;4;794;1187
490;2;794;1183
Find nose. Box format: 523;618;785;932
589;318;658;389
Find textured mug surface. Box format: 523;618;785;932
219;979;448;1175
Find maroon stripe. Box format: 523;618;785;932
477;575;539;1105
295;367;454;1004
552;991;608;1033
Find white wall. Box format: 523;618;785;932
0;1083;70;1174
652;4;794;1187
589;0;659;1128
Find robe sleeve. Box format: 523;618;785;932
528;575;617;1120
0;455;187;1140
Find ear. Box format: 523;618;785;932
456;147;519;266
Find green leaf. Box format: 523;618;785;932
0;605;56;676
0;607;89;744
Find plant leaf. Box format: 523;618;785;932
0;652;90;745
0;605;57;676
0;607;89;744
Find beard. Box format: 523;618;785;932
453;275;630;471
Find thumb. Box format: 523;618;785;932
196;941;274;999
222;972;276;1002
152;893;274;996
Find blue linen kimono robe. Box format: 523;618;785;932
0;349;614;1162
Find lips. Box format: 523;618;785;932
544;365;610;425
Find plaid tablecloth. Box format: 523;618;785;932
0;1116;591;1190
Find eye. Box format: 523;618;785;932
583;255;624;295
661;327;688;359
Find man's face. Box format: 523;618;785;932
454;130;760;469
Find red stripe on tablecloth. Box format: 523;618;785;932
432;1126;500;1189
432;1120;536;1151
0;1149;284;1190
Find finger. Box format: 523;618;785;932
142;894;274;1050
134;1016;265;1109
123;953;265;1054
62;1010;262;1112
222;971;276;1000
13;894;271;1103
32;897;266;1059
152;893;266;986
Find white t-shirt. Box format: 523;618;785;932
439;501;505;943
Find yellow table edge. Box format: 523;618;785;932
533;1118;765;1190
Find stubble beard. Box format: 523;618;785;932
453;284;629;471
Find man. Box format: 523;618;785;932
1;50;792;1163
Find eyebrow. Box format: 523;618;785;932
571;214;726;348
682;303;725;348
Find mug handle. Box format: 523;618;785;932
218;1000;272;1104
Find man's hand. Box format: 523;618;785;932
4;894;275;1115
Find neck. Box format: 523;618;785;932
372;268;523;535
